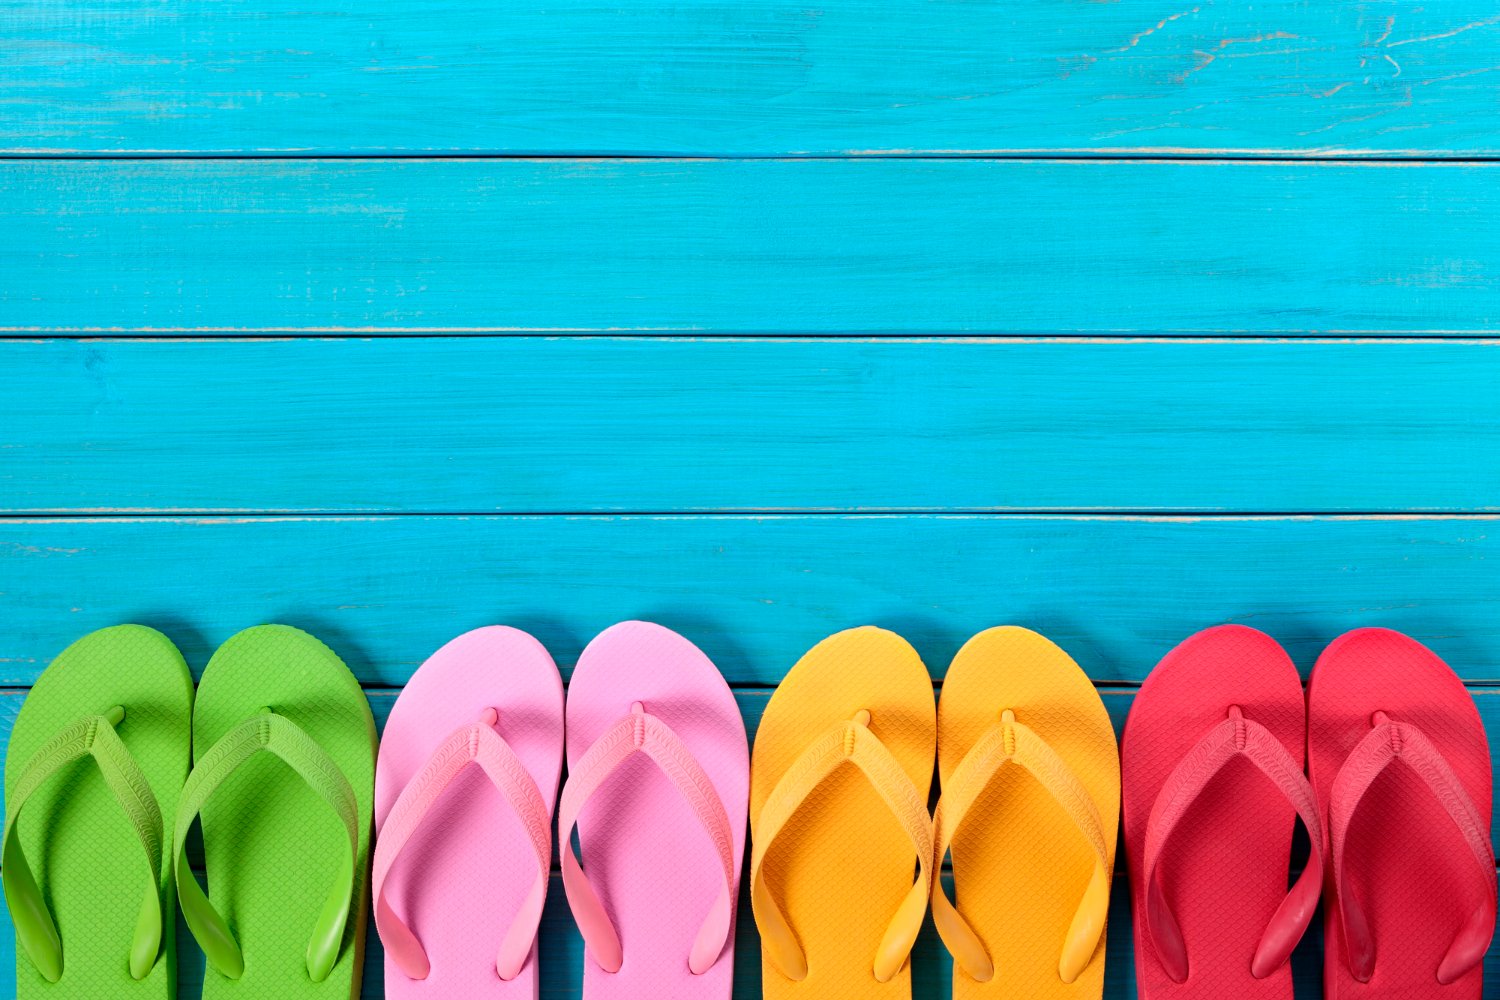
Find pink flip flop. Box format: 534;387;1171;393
1308;628;1496;999
372;627;565;999
1122;625;1324;999
558;621;749;999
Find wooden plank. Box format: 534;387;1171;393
2;0;1496;156
4;160;1500;334
3;515;1498;685
5;337;1498;515
4;687;1500;998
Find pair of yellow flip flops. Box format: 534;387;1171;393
750;626;1121;1000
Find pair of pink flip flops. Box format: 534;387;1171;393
372;622;749;999
1124;625;1495;1000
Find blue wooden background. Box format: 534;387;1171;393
3;0;1499;996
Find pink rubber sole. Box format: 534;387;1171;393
375;627;565;999
566;621;749;1000
1123;625;1307;1000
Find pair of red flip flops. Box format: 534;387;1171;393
1124;625;1495;999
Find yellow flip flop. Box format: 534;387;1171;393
931;627;1120;999
749;626;936;1000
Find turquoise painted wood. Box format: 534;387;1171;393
1;0;1495;156
4;337;1499;514
2;515;1499;686
5;160;1500;334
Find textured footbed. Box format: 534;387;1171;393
566;621;749;1000
375;626;564;1000
5;625;193;999
191;625;375;999
939;626;1119;1000
1308;628;1494;1000
1122;624;1306;1000
750;626;936;1000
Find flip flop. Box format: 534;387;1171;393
1308;628;1496;999
750;626;936;1000
931;626;1119;999
175;625;376;999
4;625;193;998
558;621;749;999
1122;624;1324;999
373;626;564;998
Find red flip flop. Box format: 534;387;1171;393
1308;628;1496;1000
1122;625;1324;999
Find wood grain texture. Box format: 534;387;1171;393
2;515;1498;685
5;159;1500;334
3;686;1499;998
4;337;1498;514
2;0;1496;156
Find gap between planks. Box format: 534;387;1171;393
7;333;1500;342
2;512;1498;522
8;152;1500;163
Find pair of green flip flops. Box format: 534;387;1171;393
3;624;376;999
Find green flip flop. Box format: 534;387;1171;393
4;625;194;998
176;625;375;999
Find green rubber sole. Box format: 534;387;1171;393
6;625;194;999
190;625;374;999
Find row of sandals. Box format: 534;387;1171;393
4;620;1493;998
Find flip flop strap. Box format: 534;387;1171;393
2;709;164;983
372;714;552;982
1328;716;1497;985
558;703;737;977
930;712;1110;985
749;715;934;984
1141;709;1324;984
173;711;360;984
